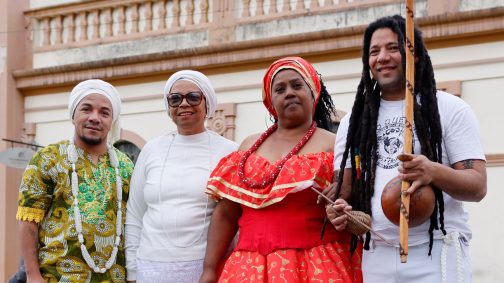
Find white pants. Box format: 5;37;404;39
363;233;471;283
137;258;203;283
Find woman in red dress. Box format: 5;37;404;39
200;57;362;283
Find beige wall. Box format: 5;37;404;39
460;0;504;11
0;0;30;281
24;40;504;153
30;0;81;9
466;166;504;282
430;41;504;154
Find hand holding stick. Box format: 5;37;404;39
311;186;395;246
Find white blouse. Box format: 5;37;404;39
125;130;238;280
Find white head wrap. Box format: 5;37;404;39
163;70;217;118
68;79;122;142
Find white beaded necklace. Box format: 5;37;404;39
67;138;123;273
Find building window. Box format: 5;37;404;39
113;140;141;165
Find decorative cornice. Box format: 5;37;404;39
437;81;461;97
13;7;504;91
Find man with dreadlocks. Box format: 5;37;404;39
325;15;487;282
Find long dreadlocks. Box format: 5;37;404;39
335;15;446;255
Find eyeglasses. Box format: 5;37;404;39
167;92;204;107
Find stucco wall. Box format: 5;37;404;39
25;40;504;150
429;41;504;154
30;0;81;9
33;31;209;68
465;166;504;282
0;47;5;74
235;1;428;41
24;40;504;150
460;0;504;11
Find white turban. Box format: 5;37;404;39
163;70;217;118
68;79;121;122
68;79;122;142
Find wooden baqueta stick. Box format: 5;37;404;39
310;186;395;246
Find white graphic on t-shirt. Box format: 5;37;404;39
377;116;415;169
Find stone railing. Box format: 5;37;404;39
25;0;402;51
26;0;212;50
236;0;393;21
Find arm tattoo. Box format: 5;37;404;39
461;159;474;169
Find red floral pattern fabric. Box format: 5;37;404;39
220;242;362;283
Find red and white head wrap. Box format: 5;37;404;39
262;57;321;118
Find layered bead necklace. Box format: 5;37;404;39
67;138;123;273
238;121;317;188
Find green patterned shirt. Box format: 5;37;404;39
16;140;133;283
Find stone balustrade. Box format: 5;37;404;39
25;0;397;51
237;0;375;20
26;0;211;50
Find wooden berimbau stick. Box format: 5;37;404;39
400;0;416;263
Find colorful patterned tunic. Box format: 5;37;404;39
16;140;133;283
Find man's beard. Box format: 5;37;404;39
378;76;405;94
79;134;103;146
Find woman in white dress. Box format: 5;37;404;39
125;70;238;283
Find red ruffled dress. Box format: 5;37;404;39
206;151;362;283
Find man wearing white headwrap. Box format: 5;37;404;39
16;79;134;282
126;70;238;283
68;79;122;142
